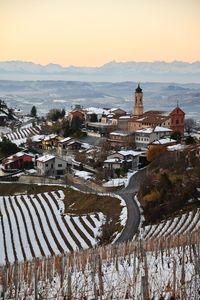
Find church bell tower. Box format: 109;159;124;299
134;84;143;116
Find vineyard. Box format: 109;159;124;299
0;189;200;299
3;125;41;142
0;190;104;265
0;230;200;299
140;208;200;240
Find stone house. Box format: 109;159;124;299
36;154;67;177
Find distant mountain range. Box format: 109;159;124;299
0;60;200;82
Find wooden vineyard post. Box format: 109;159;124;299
91;255;98;300
97;254;104;299
2;265;8;300
60;255;66;296
14;262;19;300
34;260;38;300
67;267;72;300
172;258;176;298
180;245;186;300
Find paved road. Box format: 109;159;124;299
115;168;147;242
66;167;147;243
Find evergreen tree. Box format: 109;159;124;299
30;106;37;117
61;108;66;118
71;116;82;132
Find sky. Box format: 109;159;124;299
0;0;200;67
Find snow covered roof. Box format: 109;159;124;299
36;154;55;163
59;137;72;143
119;115;131;120
0;112;7;117
104;158;123;163
167;144;186;151
152;138;176;145
85;107;109;115
81;143;92;149
136;126;172;134
5;151;34;160
118;150;143;157
31;134;45;142
136;127;154;134
44;134;58;141
110;131;130;136
154;126;172;132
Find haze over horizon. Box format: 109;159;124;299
1;0;199;67
1;59;200;68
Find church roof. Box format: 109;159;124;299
170;106;185;116
129;110;170;125
135;84;142;93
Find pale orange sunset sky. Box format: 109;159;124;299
1;0;200;66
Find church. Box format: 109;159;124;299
128;84;185;135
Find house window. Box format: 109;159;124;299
58;164;62;167
176;119;179;124
45;163;48;167
51;163;53;168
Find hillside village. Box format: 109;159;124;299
0;85;200;299
0;84;199;185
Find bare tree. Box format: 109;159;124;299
185;118;196;134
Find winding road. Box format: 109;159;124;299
115;168;146;242
66;167;146;243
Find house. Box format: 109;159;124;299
68;110;85;124
135;126;172;149
147;138;177;161
84;107;126;123
42;134;60;150
118;115;131;131
86;121;116;135
2;152;34;170
107;131;134;148
104;158;125;171
104;150;142;171
57;137;82;155
36;154;67;177
84;107;108;122
109;108;126;116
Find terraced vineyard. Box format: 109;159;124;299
140;208;200;240
3;125;41;141
0;190;104;265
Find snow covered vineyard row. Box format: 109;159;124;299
3;125;41;141
0;191;104;265
140;208;200;240
0;230;200;299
